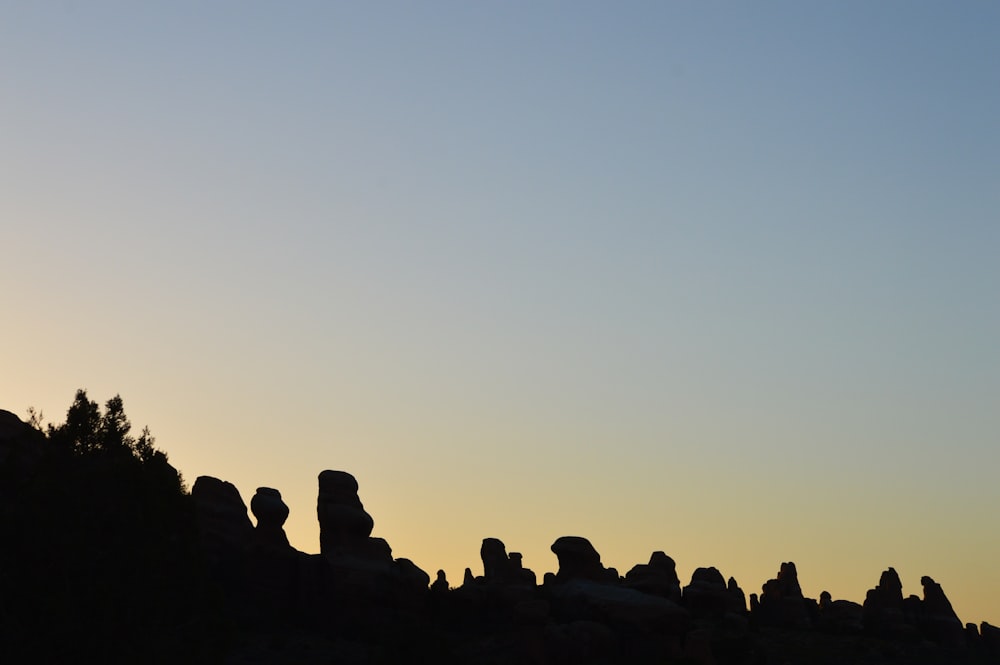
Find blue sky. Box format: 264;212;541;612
2;1;998;624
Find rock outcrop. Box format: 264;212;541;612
396;557;432;591
818;590;864;634
250;487;292;551
754;561;813;627
317;469;381;560
478;537;537;586
727;576;748;614
550;578;690;635
682;566;730;618
859;568;971;646
481;537;511;581
9;392;999;665
191;475;254;563
180;473;997;664
431;569;449;592
624;551;682;602
509;552;537;586
550;536;617;584
982;622;1000;657
0;410;43;478
863;567;911;638
316;469;429;598
919;575;964;646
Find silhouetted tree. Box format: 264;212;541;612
41;389;183;490
47;388;102;453
1;390;214;661
99;393;131;451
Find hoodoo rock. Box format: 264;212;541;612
682;566;730;618
242;487;307;618
755;561;812;627
480;537;511;581
478;537;537;586
765;561;803;598
192;475;254;563
317;470;379;559
859;569;974;645
550;536;617;584
624;551;682;602
919;575;964;647
863;568;910;637
250;487;291;550
431;569;449;592
508;552;537;586
315;469;428;596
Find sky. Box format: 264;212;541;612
2;1;998;626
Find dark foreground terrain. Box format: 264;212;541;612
2;395;998;664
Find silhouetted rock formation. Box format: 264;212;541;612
192;475;253;563
0;410;43;480
23;449;1000;664
478;537;537;586
538;537;692;662
681;567;748;620
863;567;912;638
509;552;537;586
550;536;617;584
755;561;813;627
315;469;429;606
317;469;380;559
857;567;974;649
396;556;432;590
6;397;1000;665
624;551;682;602
250;486;291;551
818;590;864;634
682;566;730;618
728;576;747;613
771;561;803;597
432;569;449;592
919;575;964;646
983;622;1000;657
550;578;690;637
481;537;511;580
193;477;306;623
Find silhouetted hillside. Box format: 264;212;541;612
2;392;999;664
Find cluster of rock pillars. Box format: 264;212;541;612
193;469;1000;664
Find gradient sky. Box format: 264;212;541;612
3;1;998;626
